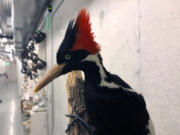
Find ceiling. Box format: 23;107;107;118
0;0;13;36
14;0;51;55
0;0;51;60
0;0;13;60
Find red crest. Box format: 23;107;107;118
71;8;100;54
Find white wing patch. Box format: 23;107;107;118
83;54;138;93
147;117;156;135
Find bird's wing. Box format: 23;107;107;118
93;87;151;134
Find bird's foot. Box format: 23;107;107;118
65;114;94;135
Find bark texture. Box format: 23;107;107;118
66;71;94;135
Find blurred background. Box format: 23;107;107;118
0;0;180;135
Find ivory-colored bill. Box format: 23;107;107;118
33;63;65;93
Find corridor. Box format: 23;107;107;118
0;82;23;135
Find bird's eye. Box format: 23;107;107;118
65;54;71;60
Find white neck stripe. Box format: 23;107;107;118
83;54;119;89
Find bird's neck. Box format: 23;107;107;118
82;54;119;88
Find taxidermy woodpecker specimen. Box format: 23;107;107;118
34;9;155;135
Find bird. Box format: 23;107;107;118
33;8;155;135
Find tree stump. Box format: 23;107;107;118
66;71;94;135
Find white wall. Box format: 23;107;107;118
42;0;180;135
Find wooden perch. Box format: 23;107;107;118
66;71;94;135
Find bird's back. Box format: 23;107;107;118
84;73;150;135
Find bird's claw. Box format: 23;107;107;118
65;114;78;134
65;114;93;135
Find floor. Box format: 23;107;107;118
0;81;24;135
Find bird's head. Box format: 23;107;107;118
34;8;100;93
